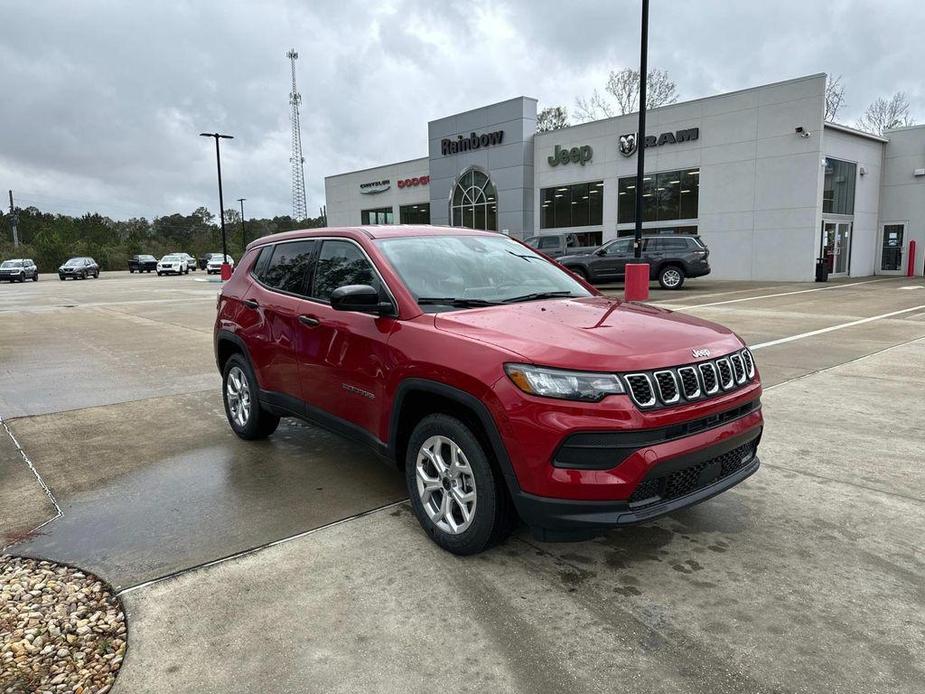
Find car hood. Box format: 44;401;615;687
433;296;743;372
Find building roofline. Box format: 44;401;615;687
824;121;889;143
428;95;538;124
326;156;429;180
883;123;925;134
538;72;828;136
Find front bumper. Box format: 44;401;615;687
514;427;761;539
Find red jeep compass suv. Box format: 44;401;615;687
214;226;762;554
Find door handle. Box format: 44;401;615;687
242;299;259;310
299;314;320;327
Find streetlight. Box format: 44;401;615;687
200;132;234;279
237;198;247;253
625;0;650;302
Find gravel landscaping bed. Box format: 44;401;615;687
1;556;126;694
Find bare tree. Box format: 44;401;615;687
536;106;569;132
574;68;678;122
856;91;915;135
824;74;846;122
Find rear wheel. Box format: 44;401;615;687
405;414;513;555
658;265;685;290
222;354;280;440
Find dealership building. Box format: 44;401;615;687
324;74;925;281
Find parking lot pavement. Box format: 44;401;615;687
2;272;924;692
115;339;925;693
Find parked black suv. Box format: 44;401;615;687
129;254;158;273
557;235;710;289
0;259;39;282
58;257;100;280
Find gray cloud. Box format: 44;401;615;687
1;0;921;220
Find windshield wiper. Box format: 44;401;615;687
416;297;502;307
501;290;576;303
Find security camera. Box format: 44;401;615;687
795;126;811;138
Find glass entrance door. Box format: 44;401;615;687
821;221;852;276
879;224;905;273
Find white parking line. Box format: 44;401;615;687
750;303;925;350
671;277;896;309
0;415;63;547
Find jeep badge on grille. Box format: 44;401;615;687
691;348;711;358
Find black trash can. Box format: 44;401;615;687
815;258;829;282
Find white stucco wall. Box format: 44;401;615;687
880;124;925;276
820;125;886;277
533;74;828;281
324;157;430;227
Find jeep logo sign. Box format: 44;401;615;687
547;144;593;167
441;130;504;156
619;128;699;157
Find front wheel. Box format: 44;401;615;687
658;265;685;290
33;273;38;282
405;414;513;555
222;354;280;440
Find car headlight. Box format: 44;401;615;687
504;364;625;402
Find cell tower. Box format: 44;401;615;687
287;49;308;220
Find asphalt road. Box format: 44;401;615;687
2;270;924;692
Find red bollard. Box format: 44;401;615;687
908;240;917;277
624;263;650;302
220;262;232;281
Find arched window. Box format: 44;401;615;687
450;168;498;231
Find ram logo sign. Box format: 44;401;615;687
619;128;699;157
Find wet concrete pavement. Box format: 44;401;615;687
2;271;924;692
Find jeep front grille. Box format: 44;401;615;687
622;349;757;409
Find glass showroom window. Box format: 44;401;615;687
399;202;430;225
450;169;497;231
618;168;699;224
540;181;604;228
361;207;393;225
822;158;856;215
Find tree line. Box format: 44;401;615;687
537;69;915;136
0;205;326;271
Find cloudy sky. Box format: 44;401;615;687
1;0;921;221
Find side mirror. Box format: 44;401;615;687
330;284;393;316
595;247;607;256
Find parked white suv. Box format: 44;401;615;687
206;253;234;275
157;254;189;276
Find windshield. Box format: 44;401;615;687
64;258;83;267
162;255;180;261
523;236;540;248
1;260;23;268
375;235;591;307
140;255;155;261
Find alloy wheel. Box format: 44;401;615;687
225;366;251;428
415;435;477;534
662;268;682;288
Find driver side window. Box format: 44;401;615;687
605;240;632;256
311;240;380;302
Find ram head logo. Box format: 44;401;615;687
619;133;638;157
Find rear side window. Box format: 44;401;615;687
311;240;379;302
261;240;317;295
537;236;560;250
251;246;273;279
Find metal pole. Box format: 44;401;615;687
200;133;233;268
8;190;19;247
633;0;649;259
238;198;247;253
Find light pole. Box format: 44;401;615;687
200;132;234;279
625;0;650;302
237;198;247;253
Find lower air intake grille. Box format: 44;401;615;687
629;441;757;506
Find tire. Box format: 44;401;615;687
405;414;513;555
95;271;100;278
130;269;135;274
222;353;280;440
658;265;685;290
157;272;162;276
18;273;25;283
33;273;38;282
59;275;65;281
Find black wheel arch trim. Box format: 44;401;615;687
389;378;522;494
214;329;254;374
